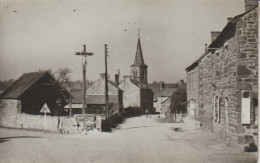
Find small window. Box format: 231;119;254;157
134;70;137;78
241;91;250;124
253;98;258;125
214;96;220;123
243;92;250;98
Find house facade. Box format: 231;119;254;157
119;36;153;114
86;73;123;117
148;80;185;114
186;1;258;146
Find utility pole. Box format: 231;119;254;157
75;44;93;128
104;44;110;130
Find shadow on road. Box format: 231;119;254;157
0;136;42;143
118;125;154;130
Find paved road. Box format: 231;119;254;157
0;115;257;163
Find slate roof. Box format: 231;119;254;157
161;96;171;104
148;82;178;99
69;91;120;105
70;78;121;104
70;91;83;104
86;95;118;105
185;6;258;72
0;71;72;99
131;38;147;67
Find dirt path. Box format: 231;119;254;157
0;115;257;163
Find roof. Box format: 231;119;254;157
108;80;122;91
0;72;46;99
185;6;258;72
86;95;118;105
70;91;83;104
148;82;178;99
158;88;178;97
161;96;171;104
0;71;72;99
131;37;147;67
130;79;142;88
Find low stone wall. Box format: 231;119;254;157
0;113;96;134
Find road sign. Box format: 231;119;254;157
40;103;51;131
40;103;51;113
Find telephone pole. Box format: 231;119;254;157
75;44;93;127
104;44;110;130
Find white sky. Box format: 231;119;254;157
0;0;245;83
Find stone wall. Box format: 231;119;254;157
0;99;95;134
140;88;154;113
87;79;118;95
187;67;200;118
119;78;140;108
195;7;258;146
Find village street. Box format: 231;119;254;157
0;115;257;163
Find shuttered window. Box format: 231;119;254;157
241;91;250;124
214;96;220;123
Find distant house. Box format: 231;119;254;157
119;35;153;114
148;80;185;113
64;91;84;115
86;73;123;117
0;71;72;116
161;96;171;116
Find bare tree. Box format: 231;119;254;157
169;87;187;122
56;67;73;84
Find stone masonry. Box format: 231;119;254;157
186;2;258;147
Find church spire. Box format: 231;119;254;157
131;29;147;67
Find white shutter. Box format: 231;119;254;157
190;101;195;116
241;92;250;124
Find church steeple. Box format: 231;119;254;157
131;29;147;68
131;29;148;85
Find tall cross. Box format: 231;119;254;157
138;28;140;38
75;44;93;126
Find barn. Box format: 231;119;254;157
0;71;72;116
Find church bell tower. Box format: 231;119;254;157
131;29;148;86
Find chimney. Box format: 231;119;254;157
115;74;119;86
205;44;208;52
227;17;233;22
211;31;221;42
245;0;258;12
178;80;184;86
160;81;164;90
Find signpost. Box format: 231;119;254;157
40;103;51;130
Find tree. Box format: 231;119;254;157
56;67;73;85
0;79;14;91
169;87;187;122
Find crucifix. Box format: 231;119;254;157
75;44;94;125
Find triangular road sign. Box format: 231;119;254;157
40;103;51;113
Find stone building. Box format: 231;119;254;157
186;0;258;146
86;73;123;117
148;80;185;114
119;36;153;114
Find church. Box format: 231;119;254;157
119;34;154;114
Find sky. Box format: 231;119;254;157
0;0;245;83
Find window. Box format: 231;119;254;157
134;70;137;78
224;97;229;128
241;91;250;124
214;96;220;123
253;98;258;125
